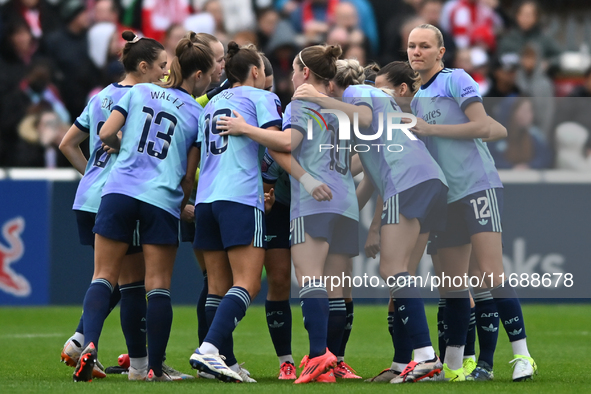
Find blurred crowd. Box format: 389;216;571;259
1;0;591;171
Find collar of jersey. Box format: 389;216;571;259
176;87;190;96
112;82;132;88
420;68;446;90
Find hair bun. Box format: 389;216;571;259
365;63;380;73
227;41;240;58
325;45;343;59
122;30;136;42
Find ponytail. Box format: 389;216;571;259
160;33;214;89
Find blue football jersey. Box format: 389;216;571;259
343;84;446;201
286;101;359;221
411;68;502;202
72;83;131;213
103;83;202;218
195;86;283;211
261;149;290;207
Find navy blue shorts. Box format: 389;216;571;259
75;210;142;254
94;193;179;245
193;201;266;250
426;232;439;255
437;188;504;249
265;202;290;250
180;219;196;243
290;213;359;256
381;179;448;234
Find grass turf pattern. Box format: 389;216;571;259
0;304;589;393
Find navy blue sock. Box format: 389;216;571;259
109;285;121;312
444;290;471;347
390;309;413;364
474;290;499;367
490;281;527;342
146;289;173;376
204;294;222;329
197;272;208;345
265;300;292;357
75;315;84;335
204;294;237;366
82;279;114;350
327;298;346;356
120;281;147;358
204;287;251;364
338;301;354;358
299;280;329;358
464;306;476;356
437;298;447;360
75;285;120;337
389;273;432;350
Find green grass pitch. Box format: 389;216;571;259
0;304;589;393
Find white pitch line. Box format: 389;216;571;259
0;333;64;339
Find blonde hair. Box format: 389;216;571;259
334;59;365;88
413;23;445;67
160;33;214;89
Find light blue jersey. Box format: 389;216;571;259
411;68;502;202
343;85;446;201
261;149;290;207
287;101;359;221
196;86;283;211
73;83;130;213
103;83;201;218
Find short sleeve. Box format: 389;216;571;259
112;88;134;118
195;112;205;148
261;150;280;183
448;69;482;112
74;101;91;133
283;101;307;135
342;86;374;111
255;91;283;129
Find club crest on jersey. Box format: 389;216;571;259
0;217;30;297
275;99;282;117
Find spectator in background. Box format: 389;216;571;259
454;46;489;95
343;44;366;65
93;0;119;24
381;0;422;64
232;30;258;46
289;0;337;43
0;0;61;40
256;7;279;53
141;0;190;43
162;23;186;70
553;66;591;156
202;0;229;45
485;53;521;125
0;18;40;101
489;97;552;170
485;53;521;98
341;0;379;55
266;18;300;106
1;61;68;165
554;122;591;171
418;0;456;65
88;22;125;89
498;0;561;70
443;0;501;51
14;102;69;168
516;44;555;139
42;0;99;120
